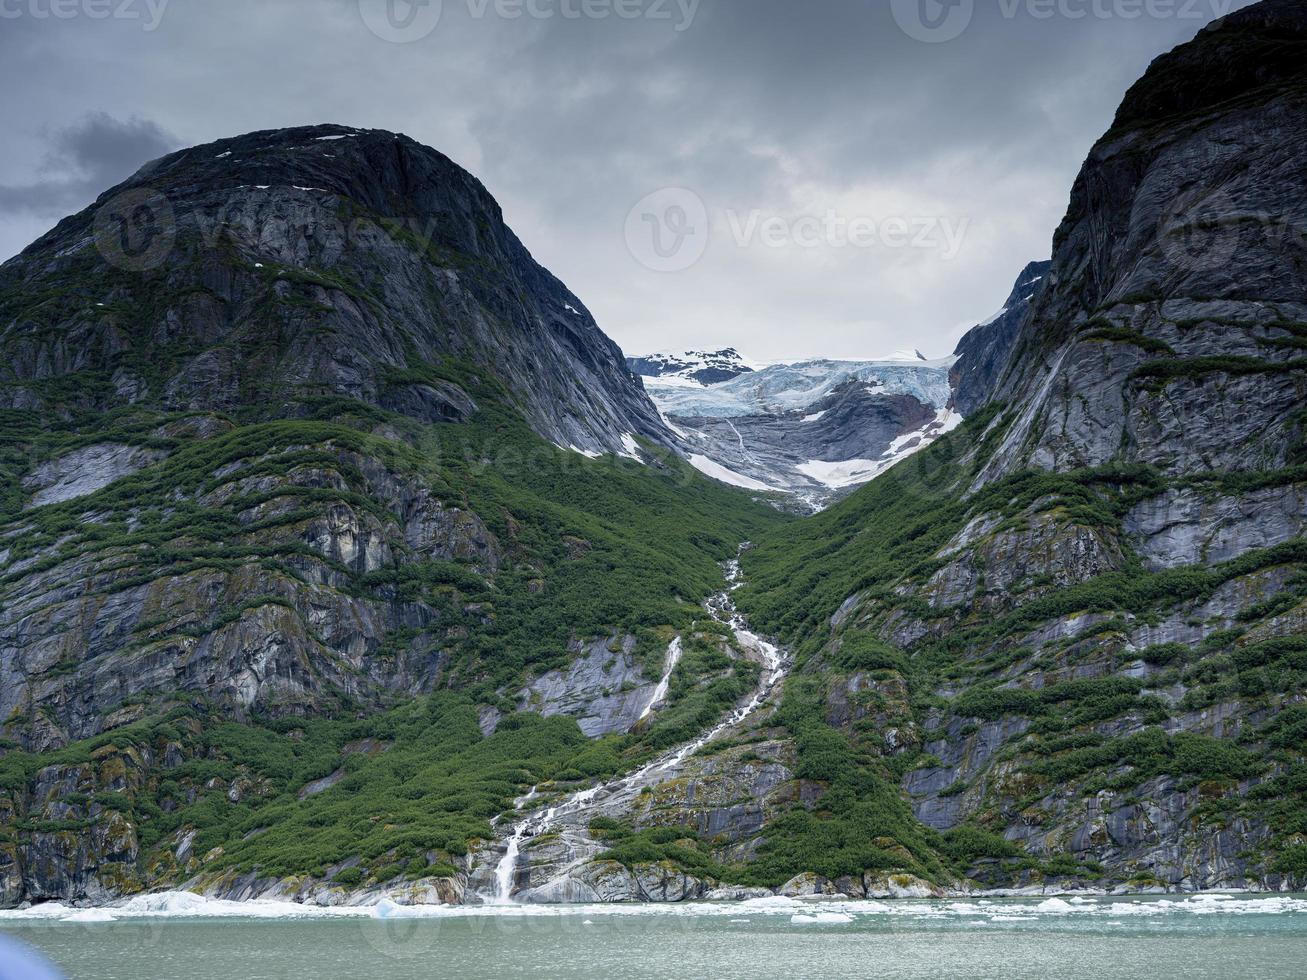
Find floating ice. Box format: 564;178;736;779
791;912;854;925
61;909;115;923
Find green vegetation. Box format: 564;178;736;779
1081;325;1174;355
0;292;789;886
1132;355;1307;384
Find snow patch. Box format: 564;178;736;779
795;458;887;489
618;433;642;461
688;455;776;492
796;409;963;491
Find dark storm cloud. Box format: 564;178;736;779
0;0;1256;358
0;112;176;216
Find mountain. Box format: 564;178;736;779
3;1;1305;911
735;0;1307;893
626;349;754;386
950;260;1051;417
0;126;786;906
629;271;1046;508
1;125;668;457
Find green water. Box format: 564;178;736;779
4;896;1307;979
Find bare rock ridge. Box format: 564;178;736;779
983;0;1307;480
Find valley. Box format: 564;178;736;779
1;0;1306;919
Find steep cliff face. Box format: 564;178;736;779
736;0;1307;895
980;0;1307;481
950;260;1050;417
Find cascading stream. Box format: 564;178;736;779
487;548;787;903
638;636;683;720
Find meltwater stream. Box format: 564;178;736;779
489;553;787;903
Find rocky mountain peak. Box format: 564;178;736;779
1111;0;1307;133
4;124;669;456
627;348;756;386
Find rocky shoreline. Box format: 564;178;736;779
7;871;1303;915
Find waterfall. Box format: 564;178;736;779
639;637;683;720
490;786;539;904
493;825;525;903
478;546;788;903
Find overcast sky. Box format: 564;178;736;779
0;0;1254;360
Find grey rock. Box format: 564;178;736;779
951;260;1051;416
1124;484;1307;569
516;635;656;737
22;443;168;509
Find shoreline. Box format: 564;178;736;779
3;882;1305;918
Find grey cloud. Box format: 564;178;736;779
0;0;1257;359
0;112;176;218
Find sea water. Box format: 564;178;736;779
3;892;1307;979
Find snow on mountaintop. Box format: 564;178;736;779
627;349;756;386
639;354;957;419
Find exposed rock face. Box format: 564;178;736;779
977;2;1307;485
737;0;1307;897
516;635;659;737
22;444;169;509
920;505;1126;611
951;261;1050;417
1;124;669;457
1123;484;1307;569
0;445;500;750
